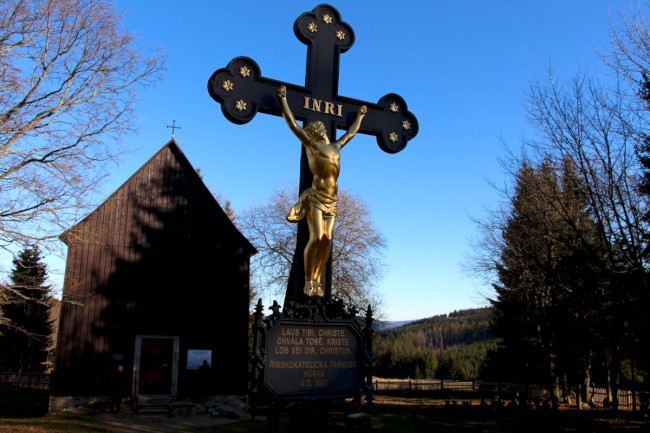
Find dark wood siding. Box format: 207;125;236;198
53;140;255;396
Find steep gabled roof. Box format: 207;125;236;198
61;139;256;255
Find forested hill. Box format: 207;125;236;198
398;307;494;349
374;307;496;379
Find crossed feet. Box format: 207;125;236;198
304;280;325;298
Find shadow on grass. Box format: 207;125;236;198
202;396;650;433
0;384;49;417
366;398;650;433
0;394;649;433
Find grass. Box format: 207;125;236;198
0;394;648;432
366;396;650;433
0;412;107;433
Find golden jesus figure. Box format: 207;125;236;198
277;85;367;298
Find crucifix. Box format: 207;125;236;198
208;4;418;307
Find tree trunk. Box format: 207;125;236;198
577;353;591;409
609;347;620;411
561;374;571;405
582;360;591;408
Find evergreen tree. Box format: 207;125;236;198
487;159;606;401
489;161;562;387
469;7;650;404
0;246;53;372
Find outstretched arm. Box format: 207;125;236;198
337;105;367;148
277;85;311;144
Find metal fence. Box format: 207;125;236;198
0;372;50;390
373;379;642;410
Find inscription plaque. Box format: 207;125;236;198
265;322;363;398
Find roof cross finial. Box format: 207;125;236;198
166;120;181;138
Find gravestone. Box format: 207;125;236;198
207;4;418;432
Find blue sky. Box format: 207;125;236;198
44;1;641;321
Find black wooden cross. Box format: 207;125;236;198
208;4;418;306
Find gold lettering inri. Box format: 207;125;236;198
303;96;343;117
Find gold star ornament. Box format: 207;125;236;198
389;132;399;143
235;100;247;112
390;103;399;113
402;120;411;131
239;66;250;78
336;30;346;40
221;80;234;92
308;22;318;33
322;14;333;24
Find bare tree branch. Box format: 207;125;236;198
0;0;165;259
238;185;387;314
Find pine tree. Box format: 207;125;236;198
0;246;53;372
487;159;606;399
489;161;561;387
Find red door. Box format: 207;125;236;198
139;338;173;394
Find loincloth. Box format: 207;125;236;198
286;188;337;222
